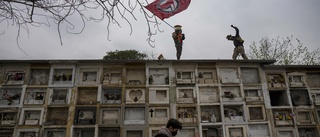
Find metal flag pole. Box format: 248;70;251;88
162;20;175;29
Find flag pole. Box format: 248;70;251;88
162;20;175;29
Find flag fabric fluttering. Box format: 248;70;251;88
145;0;191;20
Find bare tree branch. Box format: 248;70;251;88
0;0;163;48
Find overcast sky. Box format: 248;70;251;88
0;0;319;60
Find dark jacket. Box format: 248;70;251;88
232;26;244;47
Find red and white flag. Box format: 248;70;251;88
145;0;191;20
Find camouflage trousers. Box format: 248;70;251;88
233;46;248;60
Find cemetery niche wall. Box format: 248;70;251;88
0;59;319;137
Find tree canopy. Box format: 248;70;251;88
248;36;320;65
103;50;148;60
0;0;162;46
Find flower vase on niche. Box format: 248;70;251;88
210;114;216;123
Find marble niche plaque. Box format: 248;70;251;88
73;128;94;137
24;88;46;105
227;127;245;137
199;87;219;104
99;128;120;137
126;88;145;104
74;108;96;125
126;68;145;85
277;130;294;137
296;111;315;125
198;69;217;84
149;107;169;124
124;107;145;125
244;89;263;102
240;68;260;84
103;71;122;84
176;71;195;84
219;68;239;83
177;128;196;137
46;107;68;125
29;69;50;85
149;68;169;85
100;109;120;125
248;124;270;137
176;87;196;103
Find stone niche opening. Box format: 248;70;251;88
200;105;221;123
102;87;121;104
45;107;69;125
78;68;100;85
99;128;120;137
298;127;319;137
176;87;196;104
3;70;25;85
149;68;169;85
49;88;70;105
29;69;49;85
103;67;122;85
306;73;320;88
223;105;244;122
0;109;17;126
266;73;286;89
20;108;44;126
226;126;245;137
73;128;95;137
124;107;146;125
248;124;270;137
44;128;66;137
177;107;197;123
277;130;295;137
296;111;315;125
125;130;144;137
100;108;120;125
199;87;219;104
197;68;217;84
18;131;39;137
247;106;265;121
77;87;98;105
221;86;242;101
126;68;146;85
149;88;169;104
149;107;169;124
177;127;196;137
24;88;46;105
273;109;294;126
244;89;263;102
287;72;306;87
0;129;13;137
269;90;290;106
219;68;239;83
51;68;73;85
0;87;22;106
74;107;96;125
202;126;223;137
290;90;311;106
175;71;195;84
240;67;260;84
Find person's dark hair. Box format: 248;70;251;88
166;118;182;129
155;133;169;137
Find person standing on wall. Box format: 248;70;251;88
172;25;185;60
155;118;182;137
226;25;249;60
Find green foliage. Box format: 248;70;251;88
248;36;320;65
102;50;148;60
